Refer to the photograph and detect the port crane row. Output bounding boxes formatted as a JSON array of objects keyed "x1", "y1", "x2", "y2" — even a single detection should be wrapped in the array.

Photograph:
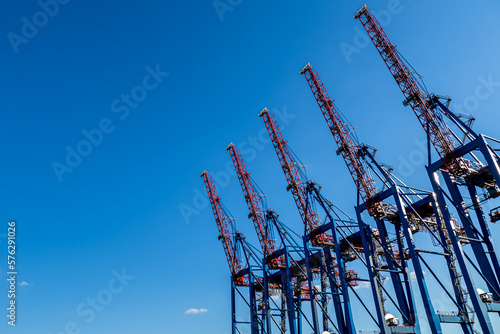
[{"x1": 201, "y1": 4, "x2": 500, "y2": 334}]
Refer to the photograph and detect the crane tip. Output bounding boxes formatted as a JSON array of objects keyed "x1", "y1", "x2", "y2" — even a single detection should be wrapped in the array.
[
  {"x1": 300, "y1": 63, "x2": 311, "y2": 75},
  {"x1": 354, "y1": 4, "x2": 369, "y2": 19},
  {"x1": 200, "y1": 170, "x2": 208, "y2": 177},
  {"x1": 226, "y1": 143, "x2": 234, "y2": 151},
  {"x1": 258, "y1": 107, "x2": 268, "y2": 117}
]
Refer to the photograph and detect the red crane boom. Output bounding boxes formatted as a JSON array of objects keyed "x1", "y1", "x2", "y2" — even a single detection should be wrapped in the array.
[
  {"x1": 354, "y1": 4, "x2": 470, "y2": 176},
  {"x1": 226, "y1": 143, "x2": 281, "y2": 268},
  {"x1": 201, "y1": 170, "x2": 246, "y2": 286},
  {"x1": 259, "y1": 108, "x2": 329, "y2": 245},
  {"x1": 301, "y1": 63, "x2": 386, "y2": 217}
]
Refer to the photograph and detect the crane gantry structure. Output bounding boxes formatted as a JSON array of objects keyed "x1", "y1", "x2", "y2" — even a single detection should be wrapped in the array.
[
  {"x1": 260, "y1": 107, "x2": 360, "y2": 334},
  {"x1": 300, "y1": 63, "x2": 386, "y2": 218},
  {"x1": 201, "y1": 171, "x2": 245, "y2": 286},
  {"x1": 227, "y1": 143, "x2": 318, "y2": 334},
  {"x1": 200, "y1": 4, "x2": 500, "y2": 334},
  {"x1": 301, "y1": 63, "x2": 498, "y2": 333},
  {"x1": 353, "y1": 5, "x2": 471, "y2": 178},
  {"x1": 227, "y1": 143, "x2": 281, "y2": 268},
  {"x1": 258, "y1": 109, "x2": 325, "y2": 245},
  {"x1": 202, "y1": 170, "x2": 268, "y2": 334},
  {"x1": 354, "y1": 4, "x2": 500, "y2": 333}
]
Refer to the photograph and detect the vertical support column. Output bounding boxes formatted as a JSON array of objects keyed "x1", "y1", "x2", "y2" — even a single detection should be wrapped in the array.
[
  {"x1": 394, "y1": 223, "x2": 416, "y2": 327},
  {"x1": 320, "y1": 265, "x2": 328, "y2": 331},
  {"x1": 393, "y1": 189, "x2": 441, "y2": 334},
  {"x1": 249, "y1": 270, "x2": 259, "y2": 334},
  {"x1": 303, "y1": 238, "x2": 319, "y2": 333},
  {"x1": 430, "y1": 198, "x2": 474, "y2": 334},
  {"x1": 263, "y1": 262, "x2": 271, "y2": 334},
  {"x1": 466, "y1": 184, "x2": 500, "y2": 298},
  {"x1": 231, "y1": 278, "x2": 237, "y2": 334},
  {"x1": 323, "y1": 248, "x2": 345, "y2": 332},
  {"x1": 327, "y1": 221, "x2": 356, "y2": 334},
  {"x1": 280, "y1": 293, "x2": 286, "y2": 332},
  {"x1": 479, "y1": 135, "x2": 500, "y2": 188},
  {"x1": 374, "y1": 216, "x2": 413, "y2": 325},
  {"x1": 284, "y1": 248, "x2": 297, "y2": 334},
  {"x1": 428, "y1": 168, "x2": 494, "y2": 333},
  {"x1": 297, "y1": 298, "x2": 302, "y2": 334},
  {"x1": 306, "y1": 184, "x2": 357, "y2": 333},
  {"x1": 442, "y1": 172, "x2": 500, "y2": 298},
  {"x1": 356, "y1": 208, "x2": 390, "y2": 334}
]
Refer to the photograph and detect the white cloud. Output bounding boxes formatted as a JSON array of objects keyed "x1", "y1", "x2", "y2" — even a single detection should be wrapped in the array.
[
  {"x1": 20, "y1": 281, "x2": 30, "y2": 286},
  {"x1": 185, "y1": 308, "x2": 208, "y2": 315},
  {"x1": 354, "y1": 281, "x2": 371, "y2": 290},
  {"x1": 409, "y1": 270, "x2": 426, "y2": 281}
]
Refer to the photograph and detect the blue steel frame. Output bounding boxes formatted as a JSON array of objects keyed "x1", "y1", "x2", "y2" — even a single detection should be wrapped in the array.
[
  {"x1": 299, "y1": 55, "x2": 492, "y2": 332},
  {"x1": 261, "y1": 110, "x2": 387, "y2": 333},
  {"x1": 261, "y1": 210, "x2": 319, "y2": 334},
  {"x1": 227, "y1": 144, "x2": 321, "y2": 334},
  {"x1": 284, "y1": 165, "x2": 397, "y2": 333},
  {"x1": 353, "y1": 9, "x2": 500, "y2": 328},
  {"x1": 421, "y1": 95, "x2": 500, "y2": 333},
  {"x1": 230, "y1": 208, "x2": 323, "y2": 334},
  {"x1": 299, "y1": 68, "x2": 479, "y2": 333},
  {"x1": 303, "y1": 182, "x2": 360, "y2": 334},
  {"x1": 231, "y1": 232, "x2": 266, "y2": 334},
  {"x1": 360, "y1": 146, "x2": 479, "y2": 334},
  {"x1": 354, "y1": 181, "x2": 441, "y2": 333}
]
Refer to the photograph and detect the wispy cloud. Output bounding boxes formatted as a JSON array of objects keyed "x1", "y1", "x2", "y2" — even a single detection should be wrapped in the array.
[
  {"x1": 185, "y1": 308, "x2": 208, "y2": 315},
  {"x1": 20, "y1": 281, "x2": 30, "y2": 286},
  {"x1": 410, "y1": 270, "x2": 426, "y2": 281},
  {"x1": 354, "y1": 281, "x2": 371, "y2": 290}
]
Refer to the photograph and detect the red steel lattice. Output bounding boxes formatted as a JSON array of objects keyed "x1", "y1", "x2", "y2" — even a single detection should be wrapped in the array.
[
  {"x1": 301, "y1": 63, "x2": 386, "y2": 217},
  {"x1": 227, "y1": 143, "x2": 283, "y2": 268},
  {"x1": 259, "y1": 108, "x2": 331, "y2": 245},
  {"x1": 355, "y1": 5, "x2": 470, "y2": 176},
  {"x1": 201, "y1": 171, "x2": 247, "y2": 286}
]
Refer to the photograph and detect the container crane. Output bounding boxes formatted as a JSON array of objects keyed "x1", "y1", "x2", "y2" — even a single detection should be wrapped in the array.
[
  {"x1": 300, "y1": 63, "x2": 492, "y2": 333},
  {"x1": 259, "y1": 108, "x2": 366, "y2": 334},
  {"x1": 355, "y1": 4, "x2": 500, "y2": 327},
  {"x1": 353, "y1": 5, "x2": 469, "y2": 177},
  {"x1": 259, "y1": 109, "x2": 324, "y2": 244},
  {"x1": 201, "y1": 171, "x2": 265, "y2": 334},
  {"x1": 201, "y1": 170, "x2": 245, "y2": 286},
  {"x1": 354, "y1": 4, "x2": 500, "y2": 196},
  {"x1": 227, "y1": 143, "x2": 282, "y2": 269},
  {"x1": 227, "y1": 143, "x2": 310, "y2": 333},
  {"x1": 301, "y1": 63, "x2": 386, "y2": 218}
]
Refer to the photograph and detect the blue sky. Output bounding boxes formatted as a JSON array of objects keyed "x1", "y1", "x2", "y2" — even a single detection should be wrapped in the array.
[{"x1": 2, "y1": 0, "x2": 500, "y2": 333}]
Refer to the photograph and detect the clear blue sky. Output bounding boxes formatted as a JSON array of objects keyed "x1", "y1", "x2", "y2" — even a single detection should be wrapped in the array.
[{"x1": 2, "y1": 0, "x2": 500, "y2": 333}]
